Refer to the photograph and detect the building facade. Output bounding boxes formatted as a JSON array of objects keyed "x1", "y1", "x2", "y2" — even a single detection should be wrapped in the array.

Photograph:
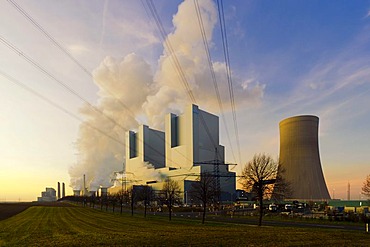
[
  {"x1": 37, "y1": 187, "x2": 57, "y2": 202},
  {"x1": 126, "y1": 105, "x2": 236, "y2": 203}
]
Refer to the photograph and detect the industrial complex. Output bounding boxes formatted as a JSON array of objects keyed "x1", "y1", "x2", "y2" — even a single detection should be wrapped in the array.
[
  {"x1": 66, "y1": 107, "x2": 359, "y2": 207},
  {"x1": 58, "y1": 106, "x2": 370, "y2": 222}
]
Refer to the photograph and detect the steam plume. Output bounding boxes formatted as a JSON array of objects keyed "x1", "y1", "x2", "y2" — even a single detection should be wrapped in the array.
[{"x1": 69, "y1": 0, "x2": 264, "y2": 190}]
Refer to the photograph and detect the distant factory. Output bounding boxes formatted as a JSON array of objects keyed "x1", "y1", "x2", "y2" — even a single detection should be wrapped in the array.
[
  {"x1": 37, "y1": 187, "x2": 57, "y2": 202},
  {"x1": 37, "y1": 182, "x2": 66, "y2": 202}
]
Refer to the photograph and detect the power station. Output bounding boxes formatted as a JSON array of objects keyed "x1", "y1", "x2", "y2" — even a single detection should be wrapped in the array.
[
  {"x1": 278, "y1": 115, "x2": 331, "y2": 200},
  {"x1": 125, "y1": 104, "x2": 236, "y2": 202}
]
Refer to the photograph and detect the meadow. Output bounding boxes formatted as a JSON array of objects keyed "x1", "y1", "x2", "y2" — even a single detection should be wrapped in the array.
[{"x1": 0, "y1": 203, "x2": 369, "y2": 246}]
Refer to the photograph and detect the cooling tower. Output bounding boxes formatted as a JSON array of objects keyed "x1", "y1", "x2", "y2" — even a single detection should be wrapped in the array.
[{"x1": 279, "y1": 115, "x2": 331, "y2": 200}]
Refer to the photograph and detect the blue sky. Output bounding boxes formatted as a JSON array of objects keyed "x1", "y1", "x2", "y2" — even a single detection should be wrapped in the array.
[{"x1": 1, "y1": 0, "x2": 370, "y2": 201}]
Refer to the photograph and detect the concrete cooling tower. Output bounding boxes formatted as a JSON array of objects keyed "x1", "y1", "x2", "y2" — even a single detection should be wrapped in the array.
[{"x1": 279, "y1": 115, "x2": 331, "y2": 200}]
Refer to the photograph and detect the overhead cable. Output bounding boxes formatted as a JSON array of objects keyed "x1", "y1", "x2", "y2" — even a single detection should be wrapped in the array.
[
  {"x1": 216, "y1": 0, "x2": 242, "y2": 165},
  {"x1": 193, "y1": 0, "x2": 237, "y2": 163}
]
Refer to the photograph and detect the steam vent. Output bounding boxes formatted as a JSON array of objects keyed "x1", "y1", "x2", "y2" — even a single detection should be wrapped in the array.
[{"x1": 278, "y1": 115, "x2": 331, "y2": 200}]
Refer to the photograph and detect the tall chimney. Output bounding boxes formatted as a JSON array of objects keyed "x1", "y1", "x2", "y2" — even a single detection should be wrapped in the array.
[
  {"x1": 62, "y1": 182, "x2": 65, "y2": 198},
  {"x1": 347, "y1": 182, "x2": 351, "y2": 200},
  {"x1": 83, "y1": 174, "x2": 86, "y2": 196},
  {"x1": 57, "y1": 182, "x2": 61, "y2": 199}
]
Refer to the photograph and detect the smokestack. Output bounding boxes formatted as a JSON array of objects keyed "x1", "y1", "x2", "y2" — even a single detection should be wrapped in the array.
[
  {"x1": 101, "y1": 187, "x2": 108, "y2": 198},
  {"x1": 278, "y1": 115, "x2": 331, "y2": 200},
  {"x1": 57, "y1": 182, "x2": 61, "y2": 199},
  {"x1": 83, "y1": 174, "x2": 86, "y2": 196},
  {"x1": 62, "y1": 183, "x2": 65, "y2": 198},
  {"x1": 347, "y1": 182, "x2": 351, "y2": 200}
]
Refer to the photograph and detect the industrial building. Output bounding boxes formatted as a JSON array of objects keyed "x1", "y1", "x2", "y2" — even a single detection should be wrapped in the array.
[
  {"x1": 126, "y1": 104, "x2": 236, "y2": 203},
  {"x1": 278, "y1": 115, "x2": 331, "y2": 200},
  {"x1": 37, "y1": 187, "x2": 57, "y2": 202}
]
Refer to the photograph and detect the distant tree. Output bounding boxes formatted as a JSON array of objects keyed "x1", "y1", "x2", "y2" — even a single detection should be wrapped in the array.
[
  {"x1": 190, "y1": 172, "x2": 217, "y2": 224},
  {"x1": 240, "y1": 153, "x2": 290, "y2": 226},
  {"x1": 110, "y1": 194, "x2": 115, "y2": 213},
  {"x1": 137, "y1": 185, "x2": 154, "y2": 217},
  {"x1": 271, "y1": 168, "x2": 291, "y2": 201},
  {"x1": 362, "y1": 174, "x2": 370, "y2": 198},
  {"x1": 127, "y1": 187, "x2": 136, "y2": 216},
  {"x1": 116, "y1": 189, "x2": 125, "y2": 215},
  {"x1": 161, "y1": 178, "x2": 181, "y2": 221}
]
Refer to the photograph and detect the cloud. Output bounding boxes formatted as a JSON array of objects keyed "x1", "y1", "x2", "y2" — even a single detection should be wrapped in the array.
[
  {"x1": 365, "y1": 9, "x2": 370, "y2": 18},
  {"x1": 99, "y1": 0, "x2": 109, "y2": 47},
  {"x1": 67, "y1": 44, "x2": 89, "y2": 55}
]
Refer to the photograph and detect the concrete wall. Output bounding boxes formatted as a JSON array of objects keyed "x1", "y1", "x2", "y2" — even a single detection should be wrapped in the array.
[
  {"x1": 165, "y1": 105, "x2": 236, "y2": 202},
  {"x1": 126, "y1": 125, "x2": 165, "y2": 173}
]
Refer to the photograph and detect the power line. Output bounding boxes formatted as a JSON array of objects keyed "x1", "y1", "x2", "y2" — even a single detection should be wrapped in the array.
[
  {"x1": 217, "y1": 0, "x2": 242, "y2": 165},
  {"x1": 8, "y1": 0, "x2": 195, "y2": 168},
  {"x1": 193, "y1": 0, "x2": 237, "y2": 163},
  {"x1": 0, "y1": 70, "x2": 174, "y2": 169},
  {"x1": 0, "y1": 36, "x2": 174, "y2": 168},
  {"x1": 0, "y1": 35, "x2": 127, "y2": 133},
  {"x1": 6, "y1": 0, "x2": 232, "y2": 174},
  {"x1": 145, "y1": 0, "x2": 196, "y2": 103},
  {"x1": 144, "y1": 0, "x2": 222, "y2": 160},
  {"x1": 7, "y1": 0, "x2": 137, "y2": 118},
  {"x1": 10, "y1": 0, "x2": 225, "y2": 168},
  {"x1": 0, "y1": 70, "x2": 125, "y2": 147}
]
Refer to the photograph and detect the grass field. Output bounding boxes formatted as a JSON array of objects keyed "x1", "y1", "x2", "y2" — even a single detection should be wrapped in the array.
[{"x1": 0, "y1": 204, "x2": 369, "y2": 246}]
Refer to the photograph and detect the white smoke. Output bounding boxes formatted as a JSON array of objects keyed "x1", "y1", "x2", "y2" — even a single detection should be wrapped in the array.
[{"x1": 69, "y1": 0, "x2": 264, "y2": 190}]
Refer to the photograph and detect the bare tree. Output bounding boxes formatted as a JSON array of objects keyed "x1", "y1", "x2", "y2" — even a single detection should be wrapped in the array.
[
  {"x1": 128, "y1": 187, "x2": 136, "y2": 216},
  {"x1": 110, "y1": 193, "x2": 117, "y2": 213},
  {"x1": 116, "y1": 189, "x2": 126, "y2": 215},
  {"x1": 362, "y1": 174, "x2": 370, "y2": 198},
  {"x1": 190, "y1": 172, "x2": 217, "y2": 224},
  {"x1": 271, "y1": 167, "x2": 291, "y2": 201},
  {"x1": 137, "y1": 185, "x2": 154, "y2": 218},
  {"x1": 240, "y1": 153, "x2": 289, "y2": 226},
  {"x1": 161, "y1": 178, "x2": 181, "y2": 221}
]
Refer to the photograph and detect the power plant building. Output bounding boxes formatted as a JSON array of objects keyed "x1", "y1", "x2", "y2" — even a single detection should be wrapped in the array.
[
  {"x1": 37, "y1": 187, "x2": 57, "y2": 202},
  {"x1": 125, "y1": 105, "x2": 236, "y2": 202},
  {"x1": 278, "y1": 115, "x2": 331, "y2": 200}
]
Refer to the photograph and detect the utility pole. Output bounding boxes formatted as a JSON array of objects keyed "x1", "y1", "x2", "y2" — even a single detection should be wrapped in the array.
[{"x1": 193, "y1": 148, "x2": 236, "y2": 203}]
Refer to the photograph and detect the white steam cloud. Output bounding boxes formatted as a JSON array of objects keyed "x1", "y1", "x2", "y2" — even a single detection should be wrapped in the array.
[{"x1": 69, "y1": 0, "x2": 264, "y2": 190}]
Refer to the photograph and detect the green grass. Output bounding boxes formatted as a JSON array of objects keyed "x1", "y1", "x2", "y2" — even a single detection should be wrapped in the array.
[{"x1": 0, "y1": 206, "x2": 370, "y2": 246}]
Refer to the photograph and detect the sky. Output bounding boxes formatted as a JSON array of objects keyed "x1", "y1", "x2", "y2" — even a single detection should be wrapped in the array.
[{"x1": 1, "y1": 0, "x2": 370, "y2": 201}]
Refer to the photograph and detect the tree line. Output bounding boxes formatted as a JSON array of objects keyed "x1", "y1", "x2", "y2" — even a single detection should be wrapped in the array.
[{"x1": 64, "y1": 153, "x2": 370, "y2": 227}]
